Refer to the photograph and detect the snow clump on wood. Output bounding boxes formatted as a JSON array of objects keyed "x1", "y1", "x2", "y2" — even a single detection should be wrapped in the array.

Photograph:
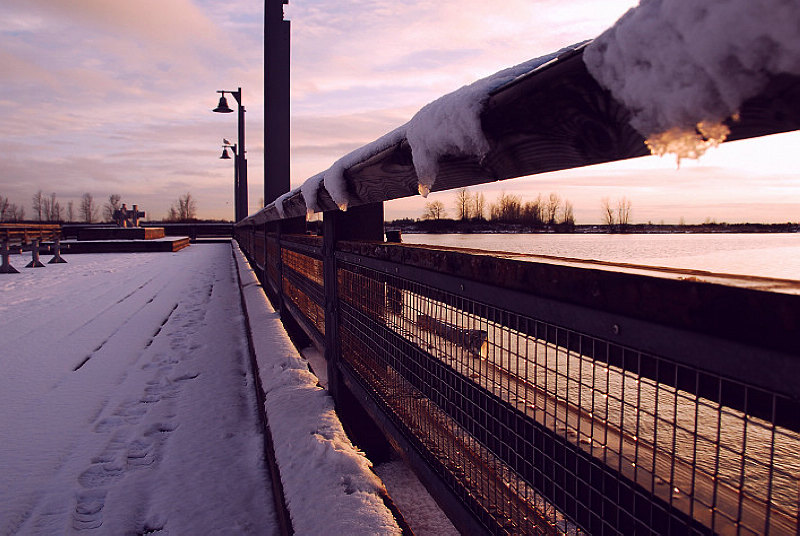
[
  {"x1": 584, "y1": 0, "x2": 800, "y2": 162},
  {"x1": 297, "y1": 45, "x2": 580, "y2": 213}
]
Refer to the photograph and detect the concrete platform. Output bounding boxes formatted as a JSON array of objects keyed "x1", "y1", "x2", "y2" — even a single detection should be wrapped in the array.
[
  {"x1": 76, "y1": 227, "x2": 165, "y2": 241},
  {"x1": 61, "y1": 236, "x2": 190, "y2": 253}
]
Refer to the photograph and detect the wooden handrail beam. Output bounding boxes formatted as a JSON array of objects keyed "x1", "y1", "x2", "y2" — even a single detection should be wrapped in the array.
[{"x1": 239, "y1": 48, "x2": 800, "y2": 227}]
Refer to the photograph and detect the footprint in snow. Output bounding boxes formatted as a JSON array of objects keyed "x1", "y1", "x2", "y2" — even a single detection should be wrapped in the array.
[{"x1": 73, "y1": 489, "x2": 107, "y2": 531}]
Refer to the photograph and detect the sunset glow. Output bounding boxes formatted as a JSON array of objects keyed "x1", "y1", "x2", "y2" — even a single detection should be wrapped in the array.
[{"x1": 0, "y1": 0, "x2": 797, "y2": 224}]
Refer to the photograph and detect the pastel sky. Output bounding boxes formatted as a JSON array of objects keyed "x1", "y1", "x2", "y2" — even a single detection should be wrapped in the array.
[{"x1": 1, "y1": 1, "x2": 797, "y2": 224}]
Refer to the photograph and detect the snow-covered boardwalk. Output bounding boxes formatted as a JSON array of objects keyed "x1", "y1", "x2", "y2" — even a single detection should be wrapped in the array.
[{"x1": 1, "y1": 244, "x2": 278, "y2": 534}]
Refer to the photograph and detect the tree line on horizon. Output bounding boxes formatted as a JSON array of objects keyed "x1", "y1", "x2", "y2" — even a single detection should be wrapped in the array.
[
  {"x1": 601, "y1": 196, "x2": 632, "y2": 231},
  {"x1": 422, "y1": 188, "x2": 576, "y2": 228},
  {"x1": 415, "y1": 189, "x2": 642, "y2": 231},
  {"x1": 0, "y1": 191, "x2": 198, "y2": 223}
]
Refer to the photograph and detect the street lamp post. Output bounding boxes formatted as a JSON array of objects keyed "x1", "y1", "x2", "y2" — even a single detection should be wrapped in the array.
[
  {"x1": 219, "y1": 140, "x2": 239, "y2": 222},
  {"x1": 213, "y1": 87, "x2": 247, "y2": 222}
]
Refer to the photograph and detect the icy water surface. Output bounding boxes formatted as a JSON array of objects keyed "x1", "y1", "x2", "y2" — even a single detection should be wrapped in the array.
[{"x1": 402, "y1": 233, "x2": 800, "y2": 280}]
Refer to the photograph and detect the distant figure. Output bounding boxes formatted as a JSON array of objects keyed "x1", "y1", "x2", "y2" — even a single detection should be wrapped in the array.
[{"x1": 113, "y1": 203, "x2": 131, "y2": 227}]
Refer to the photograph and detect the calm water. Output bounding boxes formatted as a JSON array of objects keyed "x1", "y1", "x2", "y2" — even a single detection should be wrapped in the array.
[
  {"x1": 396, "y1": 233, "x2": 800, "y2": 528},
  {"x1": 401, "y1": 233, "x2": 800, "y2": 281}
]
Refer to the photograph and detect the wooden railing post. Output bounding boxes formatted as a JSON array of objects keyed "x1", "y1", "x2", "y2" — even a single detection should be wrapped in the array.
[
  {"x1": 262, "y1": 220, "x2": 269, "y2": 284},
  {"x1": 25, "y1": 239, "x2": 45, "y2": 268},
  {"x1": 322, "y1": 203, "x2": 384, "y2": 403},
  {"x1": 48, "y1": 238, "x2": 67, "y2": 264},
  {"x1": 1, "y1": 239, "x2": 19, "y2": 274}
]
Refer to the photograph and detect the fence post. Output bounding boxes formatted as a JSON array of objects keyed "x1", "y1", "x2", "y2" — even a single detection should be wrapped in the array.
[
  {"x1": 48, "y1": 238, "x2": 67, "y2": 264},
  {"x1": 262, "y1": 220, "x2": 269, "y2": 284},
  {"x1": 25, "y1": 239, "x2": 45, "y2": 268},
  {"x1": 1, "y1": 239, "x2": 19, "y2": 274},
  {"x1": 322, "y1": 202, "x2": 384, "y2": 413}
]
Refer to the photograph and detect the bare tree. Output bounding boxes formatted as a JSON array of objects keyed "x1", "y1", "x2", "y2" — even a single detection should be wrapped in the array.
[
  {"x1": 472, "y1": 192, "x2": 486, "y2": 221},
  {"x1": 52, "y1": 199, "x2": 63, "y2": 221},
  {"x1": 521, "y1": 195, "x2": 544, "y2": 226},
  {"x1": 42, "y1": 193, "x2": 52, "y2": 221},
  {"x1": 560, "y1": 200, "x2": 575, "y2": 227},
  {"x1": 1, "y1": 196, "x2": 25, "y2": 222},
  {"x1": 167, "y1": 192, "x2": 197, "y2": 222},
  {"x1": 490, "y1": 192, "x2": 522, "y2": 221},
  {"x1": 103, "y1": 194, "x2": 122, "y2": 222},
  {"x1": 422, "y1": 200, "x2": 446, "y2": 220},
  {"x1": 180, "y1": 192, "x2": 197, "y2": 220},
  {"x1": 67, "y1": 201, "x2": 75, "y2": 222},
  {"x1": 10, "y1": 204, "x2": 25, "y2": 221},
  {"x1": 545, "y1": 192, "x2": 561, "y2": 225},
  {"x1": 489, "y1": 200, "x2": 500, "y2": 220},
  {"x1": 617, "y1": 197, "x2": 632, "y2": 230},
  {"x1": 454, "y1": 188, "x2": 471, "y2": 220},
  {"x1": 4, "y1": 203, "x2": 24, "y2": 221},
  {"x1": 80, "y1": 193, "x2": 98, "y2": 223},
  {"x1": 42, "y1": 192, "x2": 63, "y2": 221},
  {"x1": 0, "y1": 195, "x2": 9, "y2": 222},
  {"x1": 601, "y1": 197, "x2": 615, "y2": 230},
  {"x1": 32, "y1": 190, "x2": 44, "y2": 221}
]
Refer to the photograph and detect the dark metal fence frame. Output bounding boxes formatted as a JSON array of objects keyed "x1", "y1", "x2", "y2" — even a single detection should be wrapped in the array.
[
  {"x1": 235, "y1": 216, "x2": 800, "y2": 535},
  {"x1": 233, "y1": 47, "x2": 800, "y2": 535}
]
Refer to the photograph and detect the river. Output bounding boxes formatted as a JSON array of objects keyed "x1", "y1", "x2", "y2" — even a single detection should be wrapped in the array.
[
  {"x1": 401, "y1": 233, "x2": 800, "y2": 281},
  {"x1": 393, "y1": 232, "x2": 798, "y2": 531}
]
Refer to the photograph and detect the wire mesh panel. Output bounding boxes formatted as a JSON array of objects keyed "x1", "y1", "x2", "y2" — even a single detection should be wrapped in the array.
[
  {"x1": 282, "y1": 276, "x2": 325, "y2": 336},
  {"x1": 282, "y1": 248, "x2": 324, "y2": 287},
  {"x1": 253, "y1": 229, "x2": 266, "y2": 270},
  {"x1": 266, "y1": 235, "x2": 280, "y2": 295},
  {"x1": 336, "y1": 260, "x2": 800, "y2": 535},
  {"x1": 280, "y1": 247, "x2": 325, "y2": 336}
]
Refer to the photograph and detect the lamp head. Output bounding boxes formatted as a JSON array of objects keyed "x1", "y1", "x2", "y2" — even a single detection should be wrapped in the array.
[
  {"x1": 213, "y1": 94, "x2": 234, "y2": 113},
  {"x1": 220, "y1": 147, "x2": 232, "y2": 159}
]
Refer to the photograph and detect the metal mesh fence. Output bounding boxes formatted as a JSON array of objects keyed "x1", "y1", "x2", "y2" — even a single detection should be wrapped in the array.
[
  {"x1": 337, "y1": 261, "x2": 800, "y2": 535},
  {"x1": 266, "y1": 235, "x2": 280, "y2": 294},
  {"x1": 253, "y1": 230, "x2": 265, "y2": 269},
  {"x1": 282, "y1": 248, "x2": 324, "y2": 287},
  {"x1": 280, "y1": 247, "x2": 325, "y2": 336}
]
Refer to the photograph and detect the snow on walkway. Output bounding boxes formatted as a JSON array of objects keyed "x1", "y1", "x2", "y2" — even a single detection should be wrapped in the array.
[
  {"x1": 0, "y1": 244, "x2": 277, "y2": 535},
  {"x1": 233, "y1": 244, "x2": 401, "y2": 535}
]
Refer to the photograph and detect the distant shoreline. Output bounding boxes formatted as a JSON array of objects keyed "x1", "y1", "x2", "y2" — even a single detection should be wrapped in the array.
[{"x1": 385, "y1": 220, "x2": 800, "y2": 235}]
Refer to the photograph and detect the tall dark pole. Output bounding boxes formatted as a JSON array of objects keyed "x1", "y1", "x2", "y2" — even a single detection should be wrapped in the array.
[
  {"x1": 236, "y1": 88, "x2": 248, "y2": 220},
  {"x1": 265, "y1": 0, "x2": 290, "y2": 205},
  {"x1": 232, "y1": 144, "x2": 240, "y2": 222}
]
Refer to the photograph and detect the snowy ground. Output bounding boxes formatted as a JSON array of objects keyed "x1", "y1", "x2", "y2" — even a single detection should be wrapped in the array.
[
  {"x1": 0, "y1": 245, "x2": 277, "y2": 535},
  {"x1": 1, "y1": 243, "x2": 460, "y2": 535}
]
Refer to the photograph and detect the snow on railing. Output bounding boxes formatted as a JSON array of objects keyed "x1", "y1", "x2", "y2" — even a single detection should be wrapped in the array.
[
  {"x1": 584, "y1": 0, "x2": 800, "y2": 162},
  {"x1": 238, "y1": 0, "x2": 800, "y2": 227}
]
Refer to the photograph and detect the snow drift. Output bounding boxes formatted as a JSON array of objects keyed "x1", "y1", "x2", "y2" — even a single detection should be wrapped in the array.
[{"x1": 233, "y1": 243, "x2": 401, "y2": 535}]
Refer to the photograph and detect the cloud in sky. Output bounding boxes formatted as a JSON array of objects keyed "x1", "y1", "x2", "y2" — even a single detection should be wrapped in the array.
[{"x1": 0, "y1": 0, "x2": 797, "y2": 223}]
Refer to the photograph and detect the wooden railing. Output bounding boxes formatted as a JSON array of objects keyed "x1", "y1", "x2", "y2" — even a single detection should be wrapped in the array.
[
  {"x1": 234, "y1": 46, "x2": 800, "y2": 534},
  {"x1": 238, "y1": 49, "x2": 800, "y2": 227},
  {"x1": 0, "y1": 223, "x2": 61, "y2": 248}
]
